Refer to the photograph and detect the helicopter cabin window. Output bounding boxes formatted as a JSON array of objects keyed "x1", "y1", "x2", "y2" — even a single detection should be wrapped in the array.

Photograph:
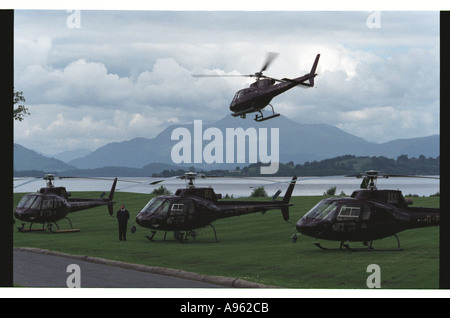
[
  {"x1": 54, "y1": 197, "x2": 64, "y2": 208},
  {"x1": 172, "y1": 204, "x2": 183, "y2": 212},
  {"x1": 336, "y1": 205, "x2": 361, "y2": 221},
  {"x1": 360, "y1": 205, "x2": 371, "y2": 221},
  {"x1": 161, "y1": 200, "x2": 171, "y2": 214},
  {"x1": 30, "y1": 196, "x2": 42, "y2": 209},
  {"x1": 42, "y1": 197, "x2": 54, "y2": 210}
]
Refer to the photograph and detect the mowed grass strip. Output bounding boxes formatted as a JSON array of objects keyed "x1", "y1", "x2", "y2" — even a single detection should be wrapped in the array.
[{"x1": 13, "y1": 192, "x2": 439, "y2": 289}]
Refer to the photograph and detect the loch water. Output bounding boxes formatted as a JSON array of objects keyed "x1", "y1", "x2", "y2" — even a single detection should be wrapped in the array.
[{"x1": 14, "y1": 175, "x2": 440, "y2": 198}]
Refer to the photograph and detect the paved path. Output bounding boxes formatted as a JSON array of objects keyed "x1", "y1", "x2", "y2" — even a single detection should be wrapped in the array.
[{"x1": 14, "y1": 249, "x2": 223, "y2": 288}]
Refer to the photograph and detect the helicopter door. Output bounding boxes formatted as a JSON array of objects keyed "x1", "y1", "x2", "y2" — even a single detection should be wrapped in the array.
[
  {"x1": 167, "y1": 201, "x2": 195, "y2": 225},
  {"x1": 334, "y1": 204, "x2": 371, "y2": 232},
  {"x1": 334, "y1": 204, "x2": 361, "y2": 232},
  {"x1": 41, "y1": 196, "x2": 54, "y2": 218},
  {"x1": 336, "y1": 205, "x2": 361, "y2": 221},
  {"x1": 168, "y1": 203, "x2": 185, "y2": 224}
]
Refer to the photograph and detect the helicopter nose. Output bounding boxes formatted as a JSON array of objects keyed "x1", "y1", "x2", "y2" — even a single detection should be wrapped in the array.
[
  {"x1": 136, "y1": 214, "x2": 148, "y2": 226},
  {"x1": 136, "y1": 214, "x2": 161, "y2": 229},
  {"x1": 296, "y1": 217, "x2": 318, "y2": 237},
  {"x1": 13, "y1": 208, "x2": 32, "y2": 221}
]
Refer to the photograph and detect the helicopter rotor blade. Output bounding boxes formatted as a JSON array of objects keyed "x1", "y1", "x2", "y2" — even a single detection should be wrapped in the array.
[
  {"x1": 192, "y1": 52, "x2": 280, "y2": 80},
  {"x1": 260, "y1": 52, "x2": 279, "y2": 73},
  {"x1": 192, "y1": 74, "x2": 254, "y2": 78},
  {"x1": 149, "y1": 180, "x2": 165, "y2": 185},
  {"x1": 13, "y1": 178, "x2": 41, "y2": 189},
  {"x1": 258, "y1": 74, "x2": 285, "y2": 83},
  {"x1": 383, "y1": 174, "x2": 440, "y2": 179},
  {"x1": 346, "y1": 173, "x2": 439, "y2": 180},
  {"x1": 58, "y1": 176, "x2": 147, "y2": 184}
]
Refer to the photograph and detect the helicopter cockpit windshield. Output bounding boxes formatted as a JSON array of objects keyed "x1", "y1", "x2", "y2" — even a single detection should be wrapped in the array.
[
  {"x1": 231, "y1": 90, "x2": 245, "y2": 103},
  {"x1": 140, "y1": 197, "x2": 171, "y2": 216},
  {"x1": 17, "y1": 194, "x2": 42, "y2": 209},
  {"x1": 303, "y1": 200, "x2": 338, "y2": 221}
]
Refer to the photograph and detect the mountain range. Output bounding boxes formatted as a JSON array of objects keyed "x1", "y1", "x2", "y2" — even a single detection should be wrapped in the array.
[{"x1": 14, "y1": 115, "x2": 439, "y2": 173}]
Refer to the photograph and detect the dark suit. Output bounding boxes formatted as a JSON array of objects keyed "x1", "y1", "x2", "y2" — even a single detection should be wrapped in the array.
[{"x1": 116, "y1": 208, "x2": 130, "y2": 241}]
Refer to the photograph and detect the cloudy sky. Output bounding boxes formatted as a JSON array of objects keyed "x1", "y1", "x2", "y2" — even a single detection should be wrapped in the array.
[{"x1": 13, "y1": 9, "x2": 440, "y2": 155}]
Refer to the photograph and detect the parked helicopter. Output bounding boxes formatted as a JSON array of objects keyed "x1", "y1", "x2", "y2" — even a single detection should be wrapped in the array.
[
  {"x1": 132, "y1": 172, "x2": 298, "y2": 242},
  {"x1": 193, "y1": 53, "x2": 320, "y2": 122},
  {"x1": 13, "y1": 174, "x2": 117, "y2": 233},
  {"x1": 295, "y1": 170, "x2": 439, "y2": 251}
]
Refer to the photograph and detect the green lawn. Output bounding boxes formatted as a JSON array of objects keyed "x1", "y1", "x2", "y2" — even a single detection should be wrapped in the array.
[{"x1": 13, "y1": 192, "x2": 440, "y2": 289}]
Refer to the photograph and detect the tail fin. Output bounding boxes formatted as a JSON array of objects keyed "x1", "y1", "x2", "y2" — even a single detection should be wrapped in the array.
[
  {"x1": 107, "y1": 178, "x2": 118, "y2": 216},
  {"x1": 283, "y1": 176, "x2": 297, "y2": 204},
  {"x1": 281, "y1": 176, "x2": 297, "y2": 221},
  {"x1": 308, "y1": 54, "x2": 320, "y2": 86}
]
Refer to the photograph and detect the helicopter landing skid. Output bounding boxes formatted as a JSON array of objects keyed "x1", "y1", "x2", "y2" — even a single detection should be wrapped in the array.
[
  {"x1": 47, "y1": 217, "x2": 80, "y2": 233},
  {"x1": 47, "y1": 224, "x2": 80, "y2": 233},
  {"x1": 254, "y1": 104, "x2": 280, "y2": 122},
  {"x1": 17, "y1": 223, "x2": 46, "y2": 232},
  {"x1": 313, "y1": 235, "x2": 404, "y2": 252},
  {"x1": 145, "y1": 224, "x2": 220, "y2": 243},
  {"x1": 313, "y1": 242, "x2": 374, "y2": 252}
]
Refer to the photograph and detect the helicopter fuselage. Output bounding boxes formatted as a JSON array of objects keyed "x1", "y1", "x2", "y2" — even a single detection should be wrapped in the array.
[
  {"x1": 135, "y1": 190, "x2": 292, "y2": 232},
  {"x1": 14, "y1": 178, "x2": 117, "y2": 228},
  {"x1": 136, "y1": 176, "x2": 297, "y2": 233},
  {"x1": 14, "y1": 192, "x2": 71, "y2": 224},
  {"x1": 14, "y1": 191, "x2": 116, "y2": 224},
  {"x1": 229, "y1": 75, "x2": 314, "y2": 116},
  {"x1": 296, "y1": 189, "x2": 439, "y2": 243}
]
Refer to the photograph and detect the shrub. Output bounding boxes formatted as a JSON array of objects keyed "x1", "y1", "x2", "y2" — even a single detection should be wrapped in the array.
[{"x1": 250, "y1": 186, "x2": 268, "y2": 197}]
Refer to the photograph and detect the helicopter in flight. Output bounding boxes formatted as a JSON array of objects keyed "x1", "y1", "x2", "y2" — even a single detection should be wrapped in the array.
[
  {"x1": 295, "y1": 170, "x2": 439, "y2": 251},
  {"x1": 14, "y1": 174, "x2": 117, "y2": 233},
  {"x1": 132, "y1": 172, "x2": 298, "y2": 242},
  {"x1": 193, "y1": 52, "x2": 320, "y2": 122}
]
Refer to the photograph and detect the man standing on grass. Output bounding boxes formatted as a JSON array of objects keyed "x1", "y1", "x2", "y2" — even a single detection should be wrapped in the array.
[{"x1": 116, "y1": 204, "x2": 130, "y2": 241}]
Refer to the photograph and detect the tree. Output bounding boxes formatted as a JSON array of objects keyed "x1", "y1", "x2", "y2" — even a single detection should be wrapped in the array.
[
  {"x1": 323, "y1": 186, "x2": 337, "y2": 196},
  {"x1": 14, "y1": 91, "x2": 29, "y2": 121},
  {"x1": 250, "y1": 186, "x2": 268, "y2": 197},
  {"x1": 151, "y1": 185, "x2": 172, "y2": 195}
]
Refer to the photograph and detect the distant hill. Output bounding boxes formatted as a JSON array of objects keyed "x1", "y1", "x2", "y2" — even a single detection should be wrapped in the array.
[
  {"x1": 60, "y1": 163, "x2": 186, "y2": 177},
  {"x1": 47, "y1": 148, "x2": 92, "y2": 163},
  {"x1": 236, "y1": 154, "x2": 440, "y2": 177},
  {"x1": 66, "y1": 115, "x2": 439, "y2": 170},
  {"x1": 14, "y1": 115, "x2": 439, "y2": 174},
  {"x1": 13, "y1": 143, "x2": 77, "y2": 172}
]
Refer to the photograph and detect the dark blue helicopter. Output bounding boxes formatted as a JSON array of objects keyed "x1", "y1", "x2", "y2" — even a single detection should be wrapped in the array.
[
  {"x1": 193, "y1": 53, "x2": 320, "y2": 122},
  {"x1": 295, "y1": 171, "x2": 439, "y2": 251}
]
